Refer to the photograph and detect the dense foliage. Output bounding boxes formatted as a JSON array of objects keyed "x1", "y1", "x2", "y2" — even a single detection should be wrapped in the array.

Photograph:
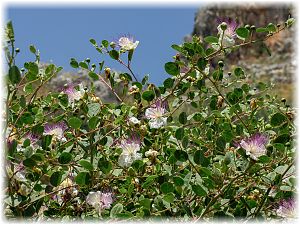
[{"x1": 3, "y1": 16, "x2": 296, "y2": 222}]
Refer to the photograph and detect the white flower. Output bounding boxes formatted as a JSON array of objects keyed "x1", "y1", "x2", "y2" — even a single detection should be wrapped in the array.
[
  {"x1": 213, "y1": 18, "x2": 238, "y2": 50},
  {"x1": 43, "y1": 122, "x2": 68, "y2": 141},
  {"x1": 145, "y1": 100, "x2": 167, "y2": 129},
  {"x1": 86, "y1": 190, "x2": 114, "y2": 211},
  {"x1": 63, "y1": 83, "x2": 85, "y2": 105},
  {"x1": 236, "y1": 133, "x2": 268, "y2": 161},
  {"x1": 276, "y1": 198, "x2": 296, "y2": 219},
  {"x1": 118, "y1": 36, "x2": 139, "y2": 51},
  {"x1": 118, "y1": 136, "x2": 142, "y2": 167},
  {"x1": 128, "y1": 116, "x2": 140, "y2": 125}
]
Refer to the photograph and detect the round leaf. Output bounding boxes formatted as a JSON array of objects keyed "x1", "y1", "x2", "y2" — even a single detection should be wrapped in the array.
[{"x1": 68, "y1": 117, "x2": 82, "y2": 129}]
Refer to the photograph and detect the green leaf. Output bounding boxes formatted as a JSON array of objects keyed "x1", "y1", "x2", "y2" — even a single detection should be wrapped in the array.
[
  {"x1": 197, "y1": 58, "x2": 208, "y2": 71},
  {"x1": 29, "y1": 45, "x2": 36, "y2": 54},
  {"x1": 68, "y1": 117, "x2": 82, "y2": 129},
  {"x1": 88, "y1": 116, "x2": 99, "y2": 129},
  {"x1": 79, "y1": 61, "x2": 88, "y2": 69},
  {"x1": 110, "y1": 203, "x2": 123, "y2": 218},
  {"x1": 102, "y1": 40, "x2": 109, "y2": 48},
  {"x1": 204, "y1": 36, "x2": 219, "y2": 43},
  {"x1": 140, "y1": 198, "x2": 151, "y2": 209},
  {"x1": 79, "y1": 160, "x2": 94, "y2": 171},
  {"x1": 234, "y1": 67, "x2": 244, "y2": 77},
  {"x1": 9, "y1": 66, "x2": 21, "y2": 84},
  {"x1": 270, "y1": 113, "x2": 287, "y2": 127},
  {"x1": 179, "y1": 112, "x2": 187, "y2": 124},
  {"x1": 24, "y1": 83, "x2": 33, "y2": 94},
  {"x1": 109, "y1": 50, "x2": 119, "y2": 60},
  {"x1": 286, "y1": 18, "x2": 295, "y2": 27},
  {"x1": 165, "y1": 62, "x2": 179, "y2": 76},
  {"x1": 163, "y1": 193, "x2": 175, "y2": 203},
  {"x1": 173, "y1": 176, "x2": 184, "y2": 186},
  {"x1": 23, "y1": 157, "x2": 36, "y2": 168},
  {"x1": 175, "y1": 127, "x2": 184, "y2": 140},
  {"x1": 174, "y1": 150, "x2": 188, "y2": 162},
  {"x1": 58, "y1": 152, "x2": 73, "y2": 164},
  {"x1": 50, "y1": 171, "x2": 62, "y2": 187},
  {"x1": 142, "y1": 90, "x2": 155, "y2": 101},
  {"x1": 88, "y1": 71, "x2": 99, "y2": 80},
  {"x1": 75, "y1": 172, "x2": 90, "y2": 186},
  {"x1": 70, "y1": 58, "x2": 79, "y2": 68},
  {"x1": 258, "y1": 155, "x2": 271, "y2": 164},
  {"x1": 275, "y1": 165, "x2": 288, "y2": 175},
  {"x1": 182, "y1": 135, "x2": 189, "y2": 148},
  {"x1": 171, "y1": 44, "x2": 182, "y2": 52},
  {"x1": 267, "y1": 23, "x2": 276, "y2": 32},
  {"x1": 89, "y1": 38, "x2": 96, "y2": 45},
  {"x1": 216, "y1": 136, "x2": 226, "y2": 151},
  {"x1": 160, "y1": 182, "x2": 174, "y2": 194},
  {"x1": 24, "y1": 205, "x2": 36, "y2": 217},
  {"x1": 280, "y1": 186, "x2": 292, "y2": 191},
  {"x1": 274, "y1": 134, "x2": 290, "y2": 144},
  {"x1": 31, "y1": 153, "x2": 44, "y2": 161},
  {"x1": 163, "y1": 78, "x2": 174, "y2": 89},
  {"x1": 192, "y1": 184, "x2": 207, "y2": 196},
  {"x1": 98, "y1": 159, "x2": 112, "y2": 174},
  {"x1": 88, "y1": 103, "x2": 100, "y2": 117},
  {"x1": 256, "y1": 27, "x2": 269, "y2": 33},
  {"x1": 236, "y1": 27, "x2": 249, "y2": 39},
  {"x1": 142, "y1": 175, "x2": 158, "y2": 189},
  {"x1": 194, "y1": 150, "x2": 209, "y2": 167}
]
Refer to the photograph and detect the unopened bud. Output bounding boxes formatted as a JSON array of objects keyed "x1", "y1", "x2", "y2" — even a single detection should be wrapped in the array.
[
  {"x1": 218, "y1": 60, "x2": 224, "y2": 67},
  {"x1": 281, "y1": 98, "x2": 286, "y2": 103},
  {"x1": 245, "y1": 24, "x2": 251, "y2": 30},
  {"x1": 104, "y1": 67, "x2": 111, "y2": 79},
  {"x1": 85, "y1": 58, "x2": 90, "y2": 63},
  {"x1": 91, "y1": 63, "x2": 96, "y2": 68},
  {"x1": 220, "y1": 22, "x2": 227, "y2": 31},
  {"x1": 250, "y1": 98, "x2": 257, "y2": 110},
  {"x1": 15, "y1": 48, "x2": 20, "y2": 53},
  {"x1": 250, "y1": 25, "x2": 256, "y2": 30},
  {"x1": 110, "y1": 42, "x2": 116, "y2": 48}
]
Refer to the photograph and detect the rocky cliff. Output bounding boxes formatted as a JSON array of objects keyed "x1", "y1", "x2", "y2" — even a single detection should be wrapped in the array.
[{"x1": 188, "y1": 3, "x2": 296, "y2": 102}]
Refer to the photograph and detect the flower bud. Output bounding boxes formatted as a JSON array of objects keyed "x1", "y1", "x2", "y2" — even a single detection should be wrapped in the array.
[
  {"x1": 277, "y1": 23, "x2": 281, "y2": 28},
  {"x1": 85, "y1": 58, "x2": 90, "y2": 63},
  {"x1": 281, "y1": 98, "x2": 286, "y2": 103},
  {"x1": 220, "y1": 22, "x2": 227, "y2": 31},
  {"x1": 250, "y1": 98, "x2": 257, "y2": 110},
  {"x1": 227, "y1": 72, "x2": 232, "y2": 76},
  {"x1": 218, "y1": 60, "x2": 224, "y2": 67},
  {"x1": 245, "y1": 24, "x2": 250, "y2": 30},
  {"x1": 91, "y1": 63, "x2": 96, "y2": 68},
  {"x1": 105, "y1": 67, "x2": 111, "y2": 79},
  {"x1": 110, "y1": 42, "x2": 116, "y2": 48},
  {"x1": 250, "y1": 25, "x2": 256, "y2": 30},
  {"x1": 15, "y1": 48, "x2": 20, "y2": 53}
]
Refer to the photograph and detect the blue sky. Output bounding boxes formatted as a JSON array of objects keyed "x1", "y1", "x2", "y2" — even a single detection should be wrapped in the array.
[{"x1": 6, "y1": 7, "x2": 199, "y2": 85}]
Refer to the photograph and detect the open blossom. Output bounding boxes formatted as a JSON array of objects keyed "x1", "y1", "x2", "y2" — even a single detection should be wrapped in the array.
[
  {"x1": 235, "y1": 133, "x2": 268, "y2": 160},
  {"x1": 145, "y1": 100, "x2": 168, "y2": 129},
  {"x1": 86, "y1": 190, "x2": 114, "y2": 211},
  {"x1": 276, "y1": 198, "x2": 296, "y2": 219},
  {"x1": 118, "y1": 35, "x2": 139, "y2": 51},
  {"x1": 215, "y1": 18, "x2": 238, "y2": 49},
  {"x1": 62, "y1": 83, "x2": 85, "y2": 104},
  {"x1": 118, "y1": 135, "x2": 142, "y2": 167},
  {"x1": 43, "y1": 122, "x2": 68, "y2": 141}
]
